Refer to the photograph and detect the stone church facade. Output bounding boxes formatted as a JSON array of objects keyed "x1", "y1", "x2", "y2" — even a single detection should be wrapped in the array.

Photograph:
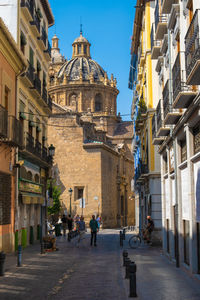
[{"x1": 48, "y1": 31, "x2": 134, "y2": 227}]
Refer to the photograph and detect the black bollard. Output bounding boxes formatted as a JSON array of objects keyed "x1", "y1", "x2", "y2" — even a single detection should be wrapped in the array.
[
  {"x1": 122, "y1": 250, "x2": 128, "y2": 266},
  {"x1": 120, "y1": 231, "x2": 123, "y2": 247},
  {"x1": 129, "y1": 261, "x2": 137, "y2": 297},
  {"x1": 123, "y1": 228, "x2": 126, "y2": 240},
  {"x1": 17, "y1": 245, "x2": 22, "y2": 267},
  {"x1": 125, "y1": 258, "x2": 131, "y2": 279},
  {"x1": 0, "y1": 251, "x2": 6, "y2": 276}
]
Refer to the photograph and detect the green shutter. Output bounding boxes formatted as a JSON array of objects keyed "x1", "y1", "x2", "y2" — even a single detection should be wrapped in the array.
[{"x1": 29, "y1": 47, "x2": 34, "y2": 66}]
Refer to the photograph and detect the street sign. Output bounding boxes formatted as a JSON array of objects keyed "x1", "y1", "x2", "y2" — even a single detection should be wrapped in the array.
[
  {"x1": 80, "y1": 198, "x2": 85, "y2": 208},
  {"x1": 94, "y1": 196, "x2": 98, "y2": 201}
]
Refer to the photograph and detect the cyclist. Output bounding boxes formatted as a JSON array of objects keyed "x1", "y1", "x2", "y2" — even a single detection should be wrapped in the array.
[{"x1": 143, "y1": 215, "x2": 154, "y2": 243}]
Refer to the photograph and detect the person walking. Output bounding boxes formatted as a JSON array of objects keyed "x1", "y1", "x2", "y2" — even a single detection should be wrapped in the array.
[
  {"x1": 143, "y1": 215, "x2": 154, "y2": 243},
  {"x1": 67, "y1": 214, "x2": 73, "y2": 241},
  {"x1": 89, "y1": 215, "x2": 99, "y2": 246},
  {"x1": 76, "y1": 216, "x2": 86, "y2": 247},
  {"x1": 61, "y1": 214, "x2": 67, "y2": 236}
]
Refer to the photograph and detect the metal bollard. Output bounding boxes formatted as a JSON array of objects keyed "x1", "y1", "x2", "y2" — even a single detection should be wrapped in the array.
[
  {"x1": 17, "y1": 245, "x2": 22, "y2": 267},
  {"x1": 120, "y1": 231, "x2": 123, "y2": 247},
  {"x1": 129, "y1": 261, "x2": 137, "y2": 297},
  {"x1": 0, "y1": 251, "x2": 6, "y2": 276},
  {"x1": 122, "y1": 250, "x2": 128, "y2": 266},
  {"x1": 123, "y1": 228, "x2": 126, "y2": 240},
  {"x1": 125, "y1": 258, "x2": 131, "y2": 279}
]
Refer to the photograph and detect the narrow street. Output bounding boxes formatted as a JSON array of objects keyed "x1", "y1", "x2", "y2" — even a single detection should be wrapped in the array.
[{"x1": 0, "y1": 230, "x2": 200, "y2": 300}]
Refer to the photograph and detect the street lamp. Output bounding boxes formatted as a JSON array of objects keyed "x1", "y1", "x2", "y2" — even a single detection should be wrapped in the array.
[
  {"x1": 68, "y1": 187, "x2": 73, "y2": 215},
  {"x1": 48, "y1": 144, "x2": 55, "y2": 157}
]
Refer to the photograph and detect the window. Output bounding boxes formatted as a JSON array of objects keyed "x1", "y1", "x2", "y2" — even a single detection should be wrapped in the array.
[
  {"x1": 84, "y1": 45, "x2": 87, "y2": 54},
  {"x1": 29, "y1": 47, "x2": 34, "y2": 67},
  {"x1": 95, "y1": 94, "x2": 102, "y2": 112},
  {"x1": 20, "y1": 31, "x2": 26, "y2": 54},
  {"x1": 4, "y1": 86, "x2": 9, "y2": 111},
  {"x1": 193, "y1": 125, "x2": 200, "y2": 155},
  {"x1": 43, "y1": 72, "x2": 46, "y2": 88},
  {"x1": 78, "y1": 44, "x2": 81, "y2": 54},
  {"x1": 78, "y1": 188, "x2": 83, "y2": 199},
  {"x1": 180, "y1": 139, "x2": 187, "y2": 163},
  {"x1": 36, "y1": 60, "x2": 41, "y2": 77}
]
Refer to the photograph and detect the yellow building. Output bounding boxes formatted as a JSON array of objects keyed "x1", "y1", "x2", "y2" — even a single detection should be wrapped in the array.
[
  {"x1": 0, "y1": 18, "x2": 26, "y2": 252},
  {"x1": 48, "y1": 32, "x2": 135, "y2": 227},
  {"x1": 130, "y1": 0, "x2": 162, "y2": 241},
  {"x1": 0, "y1": 0, "x2": 54, "y2": 249}
]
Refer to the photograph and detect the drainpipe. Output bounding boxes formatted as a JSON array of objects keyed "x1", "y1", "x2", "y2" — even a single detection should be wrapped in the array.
[{"x1": 168, "y1": 28, "x2": 179, "y2": 268}]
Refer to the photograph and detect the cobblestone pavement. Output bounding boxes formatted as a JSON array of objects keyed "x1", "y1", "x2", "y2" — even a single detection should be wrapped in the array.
[{"x1": 0, "y1": 230, "x2": 200, "y2": 300}]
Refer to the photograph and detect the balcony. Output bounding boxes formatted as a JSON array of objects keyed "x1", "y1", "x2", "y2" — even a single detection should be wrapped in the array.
[
  {"x1": 151, "y1": 24, "x2": 161, "y2": 59},
  {"x1": 163, "y1": 79, "x2": 182, "y2": 125},
  {"x1": 156, "y1": 99, "x2": 170, "y2": 137},
  {"x1": 0, "y1": 116, "x2": 23, "y2": 148},
  {"x1": 161, "y1": 0, "x2": 179, "y2": 14},
  {"x1": 35, "y1": 140, "x2": 42, "y2": 157},
  {"x1": 0, "y1": 105, "x2": 8, "y2": 138},
  {"x1": 44, "y1": 41, "x2": 51, "y2": 59},
  {"x1": 38, "y1": 27, "x2": 47, "y2": 50},
  {"x1": 34, "y1": 74, "x2": 41, "y2": 95},
  {"x1": 30, "y1": 13, "x2": 40, "y2": 36},
  {"x1": 42, "y1": 87, "x2": 47, "y2": 103},
  {"x1": 172, "y1": 52, "x2": 197, "y2": 108},
  {"x1": 152, "y1": 112, "x2": 164, "y2": 145},
  {"x1": 26, "y1": 132, "x2": 35, "y2": 154},
  {"x1": 20, "y1": 0, "x2": 34, "y2": 21},
  {"x1": 42, "y1": 146, "x2": 48, "y2": 162},
  {"x1": 155, "y1": 1, "x2": 167, "y2": 40},
  {"x1": 185, "y1": 9, "x2": 200, "y2": 85}
]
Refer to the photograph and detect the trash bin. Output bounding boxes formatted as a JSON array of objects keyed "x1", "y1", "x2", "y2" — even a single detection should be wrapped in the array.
[{"x1": 0, "y1": 251, "x2": 6, "y2": 276}]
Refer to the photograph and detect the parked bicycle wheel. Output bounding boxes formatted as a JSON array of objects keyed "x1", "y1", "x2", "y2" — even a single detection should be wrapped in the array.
[{"x1": 129, "y1": 235, "x2": 141, "y2": 249}]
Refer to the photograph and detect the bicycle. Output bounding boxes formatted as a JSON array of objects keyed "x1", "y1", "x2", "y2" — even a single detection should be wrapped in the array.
[{"x1": 129, "y1": 226, "x2": 151, "y2": 249}]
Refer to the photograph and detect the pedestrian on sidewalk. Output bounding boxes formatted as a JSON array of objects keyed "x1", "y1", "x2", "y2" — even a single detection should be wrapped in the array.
[
  {"x1": 143, "y1": 215, "x2": 154, "y2": 243},
  {"x1": 61, "y1": 214, "x2": 67, "y2": 236},
  {"x1": 89, "y1": 215, "x2": 99, "y2": 246},
  {"x1": 67, "y1": 214, "x2": 73, "y2": 241},
  {"x1": 76, "y1": 216, "x2": 86, "y2": 247}
]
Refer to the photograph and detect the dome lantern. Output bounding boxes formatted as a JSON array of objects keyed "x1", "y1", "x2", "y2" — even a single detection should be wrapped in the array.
[{"x1": 72, "y1": 29, "x2": 91, "y2": 58}]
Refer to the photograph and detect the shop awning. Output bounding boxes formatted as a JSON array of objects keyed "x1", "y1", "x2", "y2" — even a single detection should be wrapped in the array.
[{"x1": 20, "y1": 193, "x2": 45, "y2": 205}]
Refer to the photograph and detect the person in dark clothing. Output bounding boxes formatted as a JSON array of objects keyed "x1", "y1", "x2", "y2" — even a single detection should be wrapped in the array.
[
  {"x1": 61, "y1": 214, "x2": 67, "y2": 236},
  {"x1": 144, "y1": 215, "x2": 154, "y2": 243},
  {"x1": 89, "y1": 215, "x2": 99, "y2": 246},
  {"x1": 67, "y1": 214, "x2": 73, "y2": 241}
]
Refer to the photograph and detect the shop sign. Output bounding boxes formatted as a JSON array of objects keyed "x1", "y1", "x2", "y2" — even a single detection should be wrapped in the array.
[{"x1": 19, "y1": 179, "x2": 42, "y2": 194}]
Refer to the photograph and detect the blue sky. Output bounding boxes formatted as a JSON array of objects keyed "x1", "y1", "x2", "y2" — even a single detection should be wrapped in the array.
[{"x1": 48, "y1": 0, "x2": 136, "y2": 121}]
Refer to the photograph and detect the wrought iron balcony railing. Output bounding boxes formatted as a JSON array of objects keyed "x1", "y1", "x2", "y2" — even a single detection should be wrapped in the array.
[
  {"x1": 141, "y1": 163, "x2": 149, "y2": 174},
  {"x1": 156, "y1": 99, "x2": 162, "y2": 132},
  {"x1": 44, "y1": 41, "x2": 51, "y2": 57},
  {"x1": 0, "y1": 105, "x2": 8, "y2": 138},
  {"x1": 34, "y1": 74, "x2": 41, "y2": 95},
  {"x1": 20, "y1": 0, "x2": 34, "y2": 19},
  {"x1": 155, "y1": 0, "x2": 167, "y2": 39},
  {"x1": 26, "y1": 132, "x2": 35, "y2": 154},
  {"x1": 7, "y1": 116, "x2": 24, "y2": 147},
  {"x1": 161, "y1": 0, "x2": 179, "y2": 14},
  {"x1": 152, "y1": 113, "x2": 156, "y2": 139},
  {"x1": 42, "y1": 146, "x2": 48, "y2": 162},
  {"x1": 151, "y1": 24, "x2": 161, "y2": 59},
  {"x1": 163, "y1": 80, "x2": 170, "y2": 120},
  {"x1": 172, "y1": 51, "x2": 197, "y2": 108},
  {"x1": 42, "y1": 87, "x2": 47, "y2": 103},
  {"x1": 41, "y1": 27, "x2": 47, "y2": 47},
  {"x1": 30, "y1": 13, "x2": 40, "y2": 34},
  {"x1": 26, "y1": 62, "x2": 35, "y2": 85},
  {"x1": 35, "y1": 140, "x2": 41, "y2": 156},
  {"x1": 185, "y1": 9, "x2": 200, "y2": 85}
]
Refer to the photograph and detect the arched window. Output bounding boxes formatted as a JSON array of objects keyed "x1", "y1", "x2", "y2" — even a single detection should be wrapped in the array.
[
  {"x1": 35, "y1": 174, "x2": 40, "y2": 183},
  {"x1": 27, "y1": 171, "x2": 32, "y2": 181},
  {"x1": 69, "y1": 94, "x2": 77, "y2": 111},
  {"x1": 95, "y1": 94, "x2": 102, "y2": 112},
  {"x1": 20, "y1": 166, "x2": 27, "y2": 179},
  {"x1": 78, "y1": 44, "x2": 81, "y2": 54}
]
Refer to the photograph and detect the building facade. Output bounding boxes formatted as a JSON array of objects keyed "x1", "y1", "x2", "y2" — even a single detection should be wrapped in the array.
[
  {"x1": 48, "y1": 32, "x2": 135, "y2": 227},
  {"x1": 0, "y1": 18, "x2": 26, "y2": 252},
  {"x1": 151, "y1": 0, "x2": 200, "y2": 275},
  {"x1": 0, "y1": 0, "x2": 54, "y2": 250},
  {"x1": 129, "y1": 0, "x2": 162, "y2": 242}
]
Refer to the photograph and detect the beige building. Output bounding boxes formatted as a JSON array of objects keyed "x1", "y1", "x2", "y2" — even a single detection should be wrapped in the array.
[{"x1": 48, "y1": 32, "x2": 135, "y2": 227}]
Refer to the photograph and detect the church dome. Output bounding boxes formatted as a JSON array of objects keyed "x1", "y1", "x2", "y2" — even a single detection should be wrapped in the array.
[{"x1": 57, "y1": 57, "x2": 106, "y2": 82}]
